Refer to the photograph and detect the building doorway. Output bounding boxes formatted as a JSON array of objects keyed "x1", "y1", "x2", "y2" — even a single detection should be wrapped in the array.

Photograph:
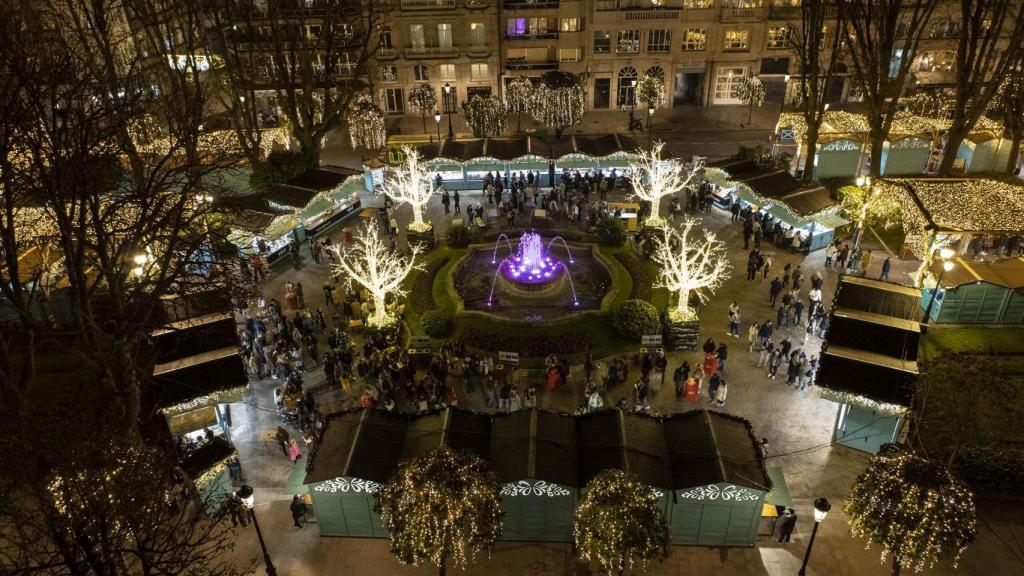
[{"x1": 673, "y1": 72, "x2": 703, "y2": 106}]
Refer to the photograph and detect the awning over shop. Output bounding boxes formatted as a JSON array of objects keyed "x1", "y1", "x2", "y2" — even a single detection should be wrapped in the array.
[
  {"x1": 931, "y1": 257, "x2": 1024, "y2": 289},
  {"x1": 814, "y1": 213, "x2": 849, "y2": 229},
  {"x1": 265, "y1": 184, "x2": 317, "y2": 209},
  {"x1": 148, "y1": 347, "x2": 249, "y2": 409},
  {"x1": 441, "y1": 139, "x2": 486, "y2": 161},
  {"x1": 784, "y1": 188, "x2": 835, "y2": 218},
  {"x1": 575, "y1": 134, "x2": 621, "y2": 157},
  {"x1": 181, "y1": 436, "x2": 235, "y2": 479},
  {"x1": 486, "y1": 138, "x2": 528, "y2": 160},
  {"x1": 150, "y1": 313, "x2": 238, "y2": 365}
]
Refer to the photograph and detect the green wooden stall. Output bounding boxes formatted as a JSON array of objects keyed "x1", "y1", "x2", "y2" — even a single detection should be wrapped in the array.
[
  {"x1": 815, "y1": 138, "x2": 863, "y2": 179},
  {"x1": 922, "y1": 258, "x2": 1024, "y2": 324},
  {"x1": 882, "y1": 137, "x2": 931, "y2": 176}
]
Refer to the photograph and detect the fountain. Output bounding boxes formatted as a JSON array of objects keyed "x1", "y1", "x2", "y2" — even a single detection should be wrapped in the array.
[
  {"x1": 488, "y1": 231, "x2": 579, "y2": 306},
  {"x1": 452, "y1": 231, "x2": 610, "y2": 321}
]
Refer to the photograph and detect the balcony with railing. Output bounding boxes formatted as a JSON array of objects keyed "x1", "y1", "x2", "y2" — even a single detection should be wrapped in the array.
[
  {"x1": 503, "y1": 0, "x2": 559, "y2": 9},
  {"x1": 405, "y1": 45, "x2": 460, "y2": 58},
  {"x1": 504, "y1": 57, "x2": 558, "y2": 70},
  {"x1": 465, "y1": 0, "x2": 490, "y2": 7},
  {"x1": 768, "y1": 3, "x2": 838, "y2": 19},
  {"x1": 506, "y1": 31, "x2": 560, "y2": 40},
  {"x1": 466, "y1": 45, "x2": 491, "y2": 57},
  {"x1": 720, "y1": 6, "x2": 766, "y2": 21},
  {"x1": 376, "y1": 47, "x2": 398, "y2": 59},
  {"x1": 400, "y1": 0, "x2": 458, "y2": 10}
]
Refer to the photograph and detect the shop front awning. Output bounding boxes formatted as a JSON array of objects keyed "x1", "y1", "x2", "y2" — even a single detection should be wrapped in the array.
[
  {"x1": 814, "y1": 213, "x2": 849, "y2": 230},
  {"x1": 766, "y1": 203, "x2": 804, "y2": 228},
  {"x1": 149, "y1": 347, "x2": 249, "y2": 409},
  {"x1": 181, "y1": 436, "x2": 235, "y2": 479}
]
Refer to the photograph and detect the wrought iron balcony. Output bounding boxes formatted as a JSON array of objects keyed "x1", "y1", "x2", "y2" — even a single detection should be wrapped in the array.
[
  {"x1": 504, "y1": 58, "x2": 558, "y2": 70},
  {"x1": 503, "y1": 0, "x2": 559, "y2": 8},
  {"x1": 405, "y1": 46, "x2": 459, "y2": 58},
  {"x1": 400, "y1": 0, "x2": 457, "y2": 10},
  {"x1": 466, "y1": 45, "x2": 491, "y2": 57},
  {"x1": 506, "y1": 32, "x2": 559, "y2": 40},
  {"x1": 377, "y1": 48, "x2": 398, "y2": 59}
]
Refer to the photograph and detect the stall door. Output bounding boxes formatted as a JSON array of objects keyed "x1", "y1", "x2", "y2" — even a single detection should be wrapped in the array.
[
  {"x1": 835, "y1": 403, "x2": 901, "y2": 453},
  {"x1": 671, "y1": 485, "x2": 764, "y2": 546}
]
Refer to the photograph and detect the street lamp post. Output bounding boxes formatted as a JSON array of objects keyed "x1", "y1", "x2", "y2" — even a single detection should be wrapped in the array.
[
  {"x1": 647, "y1": 107, "x2": 654, "y2": 145},
  {"x1": 780, "y1": 74, "x2": 791, "y2": 116},
  {"x1": 798, "y1": 497, "x2": 832, "y2": 576},
  {"x1": 922, "y1": 248, "x2": 955, "y2": 324},
  {"x1": 443, "y1": 83, "x2": 454, "y2": 139},
  {"x1": 434, "y1": 110, "x2": 442, "y2": 142},
  {"x1": 236, "y1": 486, "x2": 277, "y2": 576}
]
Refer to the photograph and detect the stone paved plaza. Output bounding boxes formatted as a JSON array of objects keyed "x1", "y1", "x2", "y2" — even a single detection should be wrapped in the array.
[{"x1": 226, "y1": 181, "x2": 1024, "y2": 576}]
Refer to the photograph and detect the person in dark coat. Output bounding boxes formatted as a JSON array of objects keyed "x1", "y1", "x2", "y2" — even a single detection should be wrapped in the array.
[
  {"x1": 716, "y1": 343, "x2": 729, "y2": 373},
  {"x1": 290, "y1": 495, "x2": 307, "y2": 528},
  {"x1": 774, "y1": 508, "x2": 797, "y2": 543},
  {"x1": 769, "y1": 277, "x2": 783, "y2": 306}
]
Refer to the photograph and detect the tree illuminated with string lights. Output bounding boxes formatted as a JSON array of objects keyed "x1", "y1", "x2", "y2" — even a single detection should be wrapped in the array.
[
  {"x1": 574, "y1": 469, "x2": 668, "y2": 576},
  {"x1": 627, "y1": 141, "x2": 703, "y2": 227},
  {"x1": 383, "y1": 145, "x2": 435, "y2": 232},
  {"x1": 845, "y1": 447, "x2": 977, "y2": 576},
  {"x1": 331, "y1": 223, "x2": 422, "y2": 329},
  {"x1": 651, "y1": 220, "x2": 730, "y2": 322},
  {"x1": 374, "y1": 447, "x2": 503, "y2": 576}
]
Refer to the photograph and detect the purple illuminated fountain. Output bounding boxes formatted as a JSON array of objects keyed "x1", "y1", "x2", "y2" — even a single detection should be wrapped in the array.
[{"x1": 488, "y1": 231, "x2": 578, "y2": 307}]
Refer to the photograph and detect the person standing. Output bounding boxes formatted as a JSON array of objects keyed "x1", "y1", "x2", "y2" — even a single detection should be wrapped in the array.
[
  {"x1": 716, "y1": 342, "x2": 729, "y2": 372},
  {"x1": 774, "y1": 508, "x2": 798, "y2": 543},
  {"x1": 288, "y1": 438, "x2": 302, "y2": 463},
  {"x1": 824, "y1": 243, "x2": 836, "y2": 267},
  {"x1": 880, "y1": 256, "x2": 891, "y2": 281},
  {"x1": 762, "y1": 254, "x2": 772, "y2": 280},
  {"x1": 727, "y1": 302, "x2": 741, "y2": 337},
  {"x1": 453, "y1": 189, "x2": 461, "y2": 213},
  {"x1": 290, "y1": 495, "x2": 307, "y2": 528},
  {"x1": 714, "y1": 379, "x2": 728, "y2": 408},
  {"x1": 769, "y1": 277, "x2": 783, "y2": 306},
  {"x1": 250, "y1": 252, "x2": 265, "y2": 282},
  {"x1": 707, "y1": 373, "x2": 720, "y2": 402},
  {"x1": 441, "y1": 189, "x2": 450, "y2": 214},
  {"x1": 748, "y1": 322, "x2": 759, "y2": 352},
  {"x1": 275, "y1": 426, "x2": 290, "y2": 457},
  {"x1": 793, "y1": 300, "x2": 805, "y2": 326}
]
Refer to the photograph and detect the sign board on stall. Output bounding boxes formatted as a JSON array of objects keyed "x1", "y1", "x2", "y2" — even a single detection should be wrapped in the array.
[
  {"x1": 498, "y1": 351, "x2": 520, "y2": 366},
  {"x1": 641, "y1": 335, "x2": 663, "y2": 347},
  {"x1": 408, "y1": 335, "x2": 432, "y2": 355}
]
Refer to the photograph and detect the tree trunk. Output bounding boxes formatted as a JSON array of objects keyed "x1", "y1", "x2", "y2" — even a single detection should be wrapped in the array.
[
  {"x1": 939, "y1": 124, "x2": 971, "y2": 176},
  {"x1": 422, "y1": 112, "x2": 427, "y2": 135},
  {"x1": 1006, "y1": 124, "x2": 1022, "y2": 175},
  {"x1": 748, "y1": 101, "x2": 753, "y2": 126},
  {"x1": 517, "y1": 112, "x2": 522, "y2": 133},
  {"x1": 868, "y1": 126, "x2": 885, "y2": 178},
  {"x1": 555, "y1": 127, "x2": 563, "y2": 139},
  {"x1": 439, "y1": 556, "x2": 446, "y2": 576},
  {"x1": 891, "y1": 555, "x2": 901, "y2": 576},
  {"x1": 802, "y1": 123, "x2": 819, "y2": 183}
]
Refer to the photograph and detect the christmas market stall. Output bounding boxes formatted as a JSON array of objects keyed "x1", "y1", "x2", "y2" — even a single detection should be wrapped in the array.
[
  {"x1": 303, "y1": 408, "x2": 770, "y2": 546},
  {"x1": 920, "y1": 257, "x2": 1024, "y2": 324},
  {"x1": 817, "y1": 276, "x2": 919, "y2": 453},
  {"x1": 145, "y1": 312, "x2": 248, "y2": 510},
  {"x1": 880, "y1": 136, "x2": 932, "y2": 176}
]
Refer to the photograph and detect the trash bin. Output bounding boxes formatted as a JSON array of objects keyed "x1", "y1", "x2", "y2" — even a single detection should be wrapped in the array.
[{"x1": 343, "y1": 227, "x2": 353, "y2": 244}]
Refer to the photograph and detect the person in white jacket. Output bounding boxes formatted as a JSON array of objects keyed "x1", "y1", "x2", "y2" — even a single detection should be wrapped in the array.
[{"x1": 714, "y1": 381, "x2": 728, "y2": 408}]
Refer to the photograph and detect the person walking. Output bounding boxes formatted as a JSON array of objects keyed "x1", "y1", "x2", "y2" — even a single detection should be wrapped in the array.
[
  {"x1": 880, "y1": 256, "x2": 891, "y2": 281},
  {"x1": 824, "y1": 243, "x2": 836, "y2": 267},
  {"x1": 769, "y1": 277, "x2": 783, "y2": 306},
  {"x1": 757, "y1": 340, "x2": 774, "y2": 367},
  {"x1": 287, "y1": 438, "x2": 302, "y2": 463},
  {"x1": 290, "y1": 495, "x2": 307, "y2": 528},
  {"x1": 761, "y1": 254, "x2": 772, "y2": 280},
  {"x1": 714, "y1": 379, "x2": 728, "y2": 408},
  {"x1": 707, "y1": 373, "x2": 721, "y2": 402},
  {"x1": 727, "y1": 302, "x2": 741, "y2": 337},
  {"x1": 275, "y1": 426, "x2": 290, "y2": 457},
  {"x1": 774, "y1": 508, "x2": 798, "y2": 543},
  {"x1": 716, "y1": 342, "x2": 729, "y2": 373},
  {"x1": 748, "y1": 322, "x2": 759, "y2": 352},
  {"x1": 793, "y1": 300, "x2": 805, "y2": 326}
]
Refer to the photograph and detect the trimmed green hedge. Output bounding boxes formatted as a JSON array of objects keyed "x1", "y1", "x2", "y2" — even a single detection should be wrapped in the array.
[
  {"x1": 597, "y1": 217, "x2": 627, "y2": 247},
  {"x1": 457, "y1": 326, "x2": 596, "y2": 357},
  {"x1": 941, "y1": 447, "x2": 1024, "y2": 499},
  {"x1": 422, "y1": 310, "x2": 453, "y2": 337},
  {"x1": 613, "y1": 299, "x2": 660, "y2": 342},
  {"x1": 614, "y1": 252, "x2": 652, "y2": 301},
  {"x1": 410, "y1": 255, "x2": 451, "y2": 314}
]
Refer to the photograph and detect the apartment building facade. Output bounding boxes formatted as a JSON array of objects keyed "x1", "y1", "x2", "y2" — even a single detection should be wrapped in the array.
[{"x1": 371, "y1": 0, "x2": 970, "y2": 117}]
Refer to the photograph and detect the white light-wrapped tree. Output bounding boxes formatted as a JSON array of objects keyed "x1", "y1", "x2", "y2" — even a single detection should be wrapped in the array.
[
  {"x1": 627, "y1": 141, "x2": 703, "y2": 227},
  {"x1": 651, "y1": 220, "x2": 730, "y2": 322},
  {"x1": 346, "y1": 93, "x2": 386, "y2": 150},
  {"x1": 384, "y1": 145, "x2": 435, "y2": 233},
  {"x1": 332, "y1": 224, "x2": 423, "y2": 329},
  {"x1": 735, "y1": 75, "x2": 766, "y2": 125},
  {"x1": 408, "y1": 83, "x2": 438, "y2": 135},
  {"x1": 504, "y1": 75, "x2": 534, "y2": 133}
]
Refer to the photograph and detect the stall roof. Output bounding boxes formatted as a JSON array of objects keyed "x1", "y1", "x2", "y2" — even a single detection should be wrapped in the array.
[
  {"x1": 616, "y1": 134, "x2": 640, "y2": 153},
  {"x1": 288, "y1": 168, "x2": 355, "y2": 191},
  {"x1": 575, "y1": 134, "x2": 616, "y2": 157},
  {"x1": 878, "y1": 178, "x2": 1024, "y2": 234},
  {"x1": 303, "y1": 409, "x2": 410, "y2": 485},
  {"x1": 486, "y1": 138, "x2": 528, "y2": 160},
  {"x1": 818, "y1": 345, "x2": 918, "y2": 406},
  {"x1": 664, "y1": 412, "x2": 771, "y2": 492},
  {"x1": 932, "y1": 257, "x2": 1024, "y2": 289},
  {"x1": 417, "y1": 140, "x2": 443, "y2": 161},
  {"x1": 305, "y1": 408, "x2": 767, "y2": 492},
  {"x1": 833, "y1": 307, "x2": 921, "y2": 333},
  {"x1": 745, "y1": 171, "x2": 801, "y2": 199},
  {"x1": 546, "y1": 137, "x2": 577, "y2": 159},
  {"x1": 150, "y1": 313, "x2": 238, "y2": 364},
  {"x1": 265, "y1": 184, "x2": 318, "y2": 209},
  {"x1": 147, "y1": 347, "x2": 248, "y2": 409},
  {"x1": 181, "y1": 436, "x2": 235, "y2": 479},
  {"x1": 782, "y1": 187, "x2": 835, "y2": 217},
  {"x1": 440, "y1": 139, "x2": 486, "y2": 161},
  {"x1": 835, "y1": 276, "x2": 922, "y2": 321}
]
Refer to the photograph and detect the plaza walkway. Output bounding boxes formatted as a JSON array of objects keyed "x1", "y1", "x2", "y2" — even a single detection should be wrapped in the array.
[{"x1": 225, "y1": 181, "x2": 1024, "y2": 576}]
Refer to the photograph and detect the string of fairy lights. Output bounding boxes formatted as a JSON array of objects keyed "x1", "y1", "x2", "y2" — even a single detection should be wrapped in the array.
[
  {"x1": 346, "y1": 93, "x2": 386, "y2": 150},
  {"x1": 574, "y1": 469, "x2": 668, "y2": 575},
  {"x1": 374, "y1": 447, "x2": 503, "y2": 572},
  {"x1": 844, "y1": 450, "x2": 976, "y2": 574},
  {"x1": 463, "y1": 95, "x2": 507, "y2": 139},
  {"x1": 777, "y1": 110, "x2": 1003, "y2": 143},
  {"x1": 531, "y1": 73, "x2": 585, "y2": 134}
]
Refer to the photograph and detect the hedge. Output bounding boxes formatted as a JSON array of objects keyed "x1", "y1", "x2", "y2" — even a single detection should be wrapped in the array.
[
  {"x1": 613, "y1": 299, "x2": 660, "y2": 342},
  {"x1": 939, "y1": 447, "x2": 1024, "y2": 499},
  {"x1": 457, "y1": 326, "x2": 596, "y2": 357},
  {"x1": 410, "y1": 255, "x2": 451, "y2": 314},
  {"x1": 422, "y1": 310, "x2": 453, "y2": 338},
  {"x1": 614, "y1": 252, "x2": 652, "y2": 301}
]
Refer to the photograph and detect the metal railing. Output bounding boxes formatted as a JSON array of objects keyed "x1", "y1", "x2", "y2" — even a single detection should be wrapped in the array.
[
  {"x1": 502, "y1": 0, "x2": 559, "y2": 8},
  {"x1": 504, "y1": 59, "x2": 558, "y2": 70},
  {"x1": 400, "y1": 0, "x2": 457, "y2": 10},
  {"x1": 623, "y1": 9, "x2": 679, "y2": 20},
  {"x1": 466, "y1": 45, "x2": 491, "y2": 57},
  {"x1": 405, "y1": 46, "x2": 459, "y2": 58},
  {"x1": 376, "y1": 48, "x2": 397, "y2": 59},
  {"x1": 506, "y1": 31, "x2": 559, "y2": 40}
]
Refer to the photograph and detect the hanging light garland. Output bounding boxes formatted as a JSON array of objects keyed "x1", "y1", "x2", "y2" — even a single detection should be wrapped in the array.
[
  {"x1": 346, "y1": 93, "x2": 386, "y2": 150},
  {"x1": 531, "y1": 71, "x2": 585, "y2": 137},
  {"x1": 574, "y1": 469, "x2": 668, "y2": 575},
  {"x1": 374, "y1": 447, "x2": 503, "y2": 573},
  {"x1": 462, "y1": 94, "x2": 506, "y2": 138},
  {"x1": 635, "y1": 74, "x2": 665, "y2": 109},
  {"x1": 651, "y1": 220, "x2": 730, "y2": 323},
  {"x1": 845, "y1": 449, "x2": 977, "y2": 574},
  {"x1": 778, "y1": 110, "x2": 1003, "y2": 143},
  {"x1": 735, "y1": 75, "x2": 766, "y2": 108}
]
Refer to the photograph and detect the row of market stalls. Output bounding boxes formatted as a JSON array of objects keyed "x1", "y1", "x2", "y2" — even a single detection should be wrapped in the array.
[
  {"x1": 381, "y1": 134, "x2": 642, "y2": 192},
  {"x1": 775, "y1": 111, "x2": 1010, "y2": 179},
  {"x1": 869, "y1": 178, "x2": 1024, "y2": 325},
  {"x1": 144, "y1": 310, "x2": 249, "y2": 513},
  {"x1": 230, "y1": 168, "x2": 365, "y2": 265},
  {"x1": 705, "y1": 159, "x2": 849, "y2": 252},
  {"x1": 818, "y1": 276, "x2": 922, "y2": 454},
  {"x1": 302, "y1": 407, "x2": 789, "y2": 547}
]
